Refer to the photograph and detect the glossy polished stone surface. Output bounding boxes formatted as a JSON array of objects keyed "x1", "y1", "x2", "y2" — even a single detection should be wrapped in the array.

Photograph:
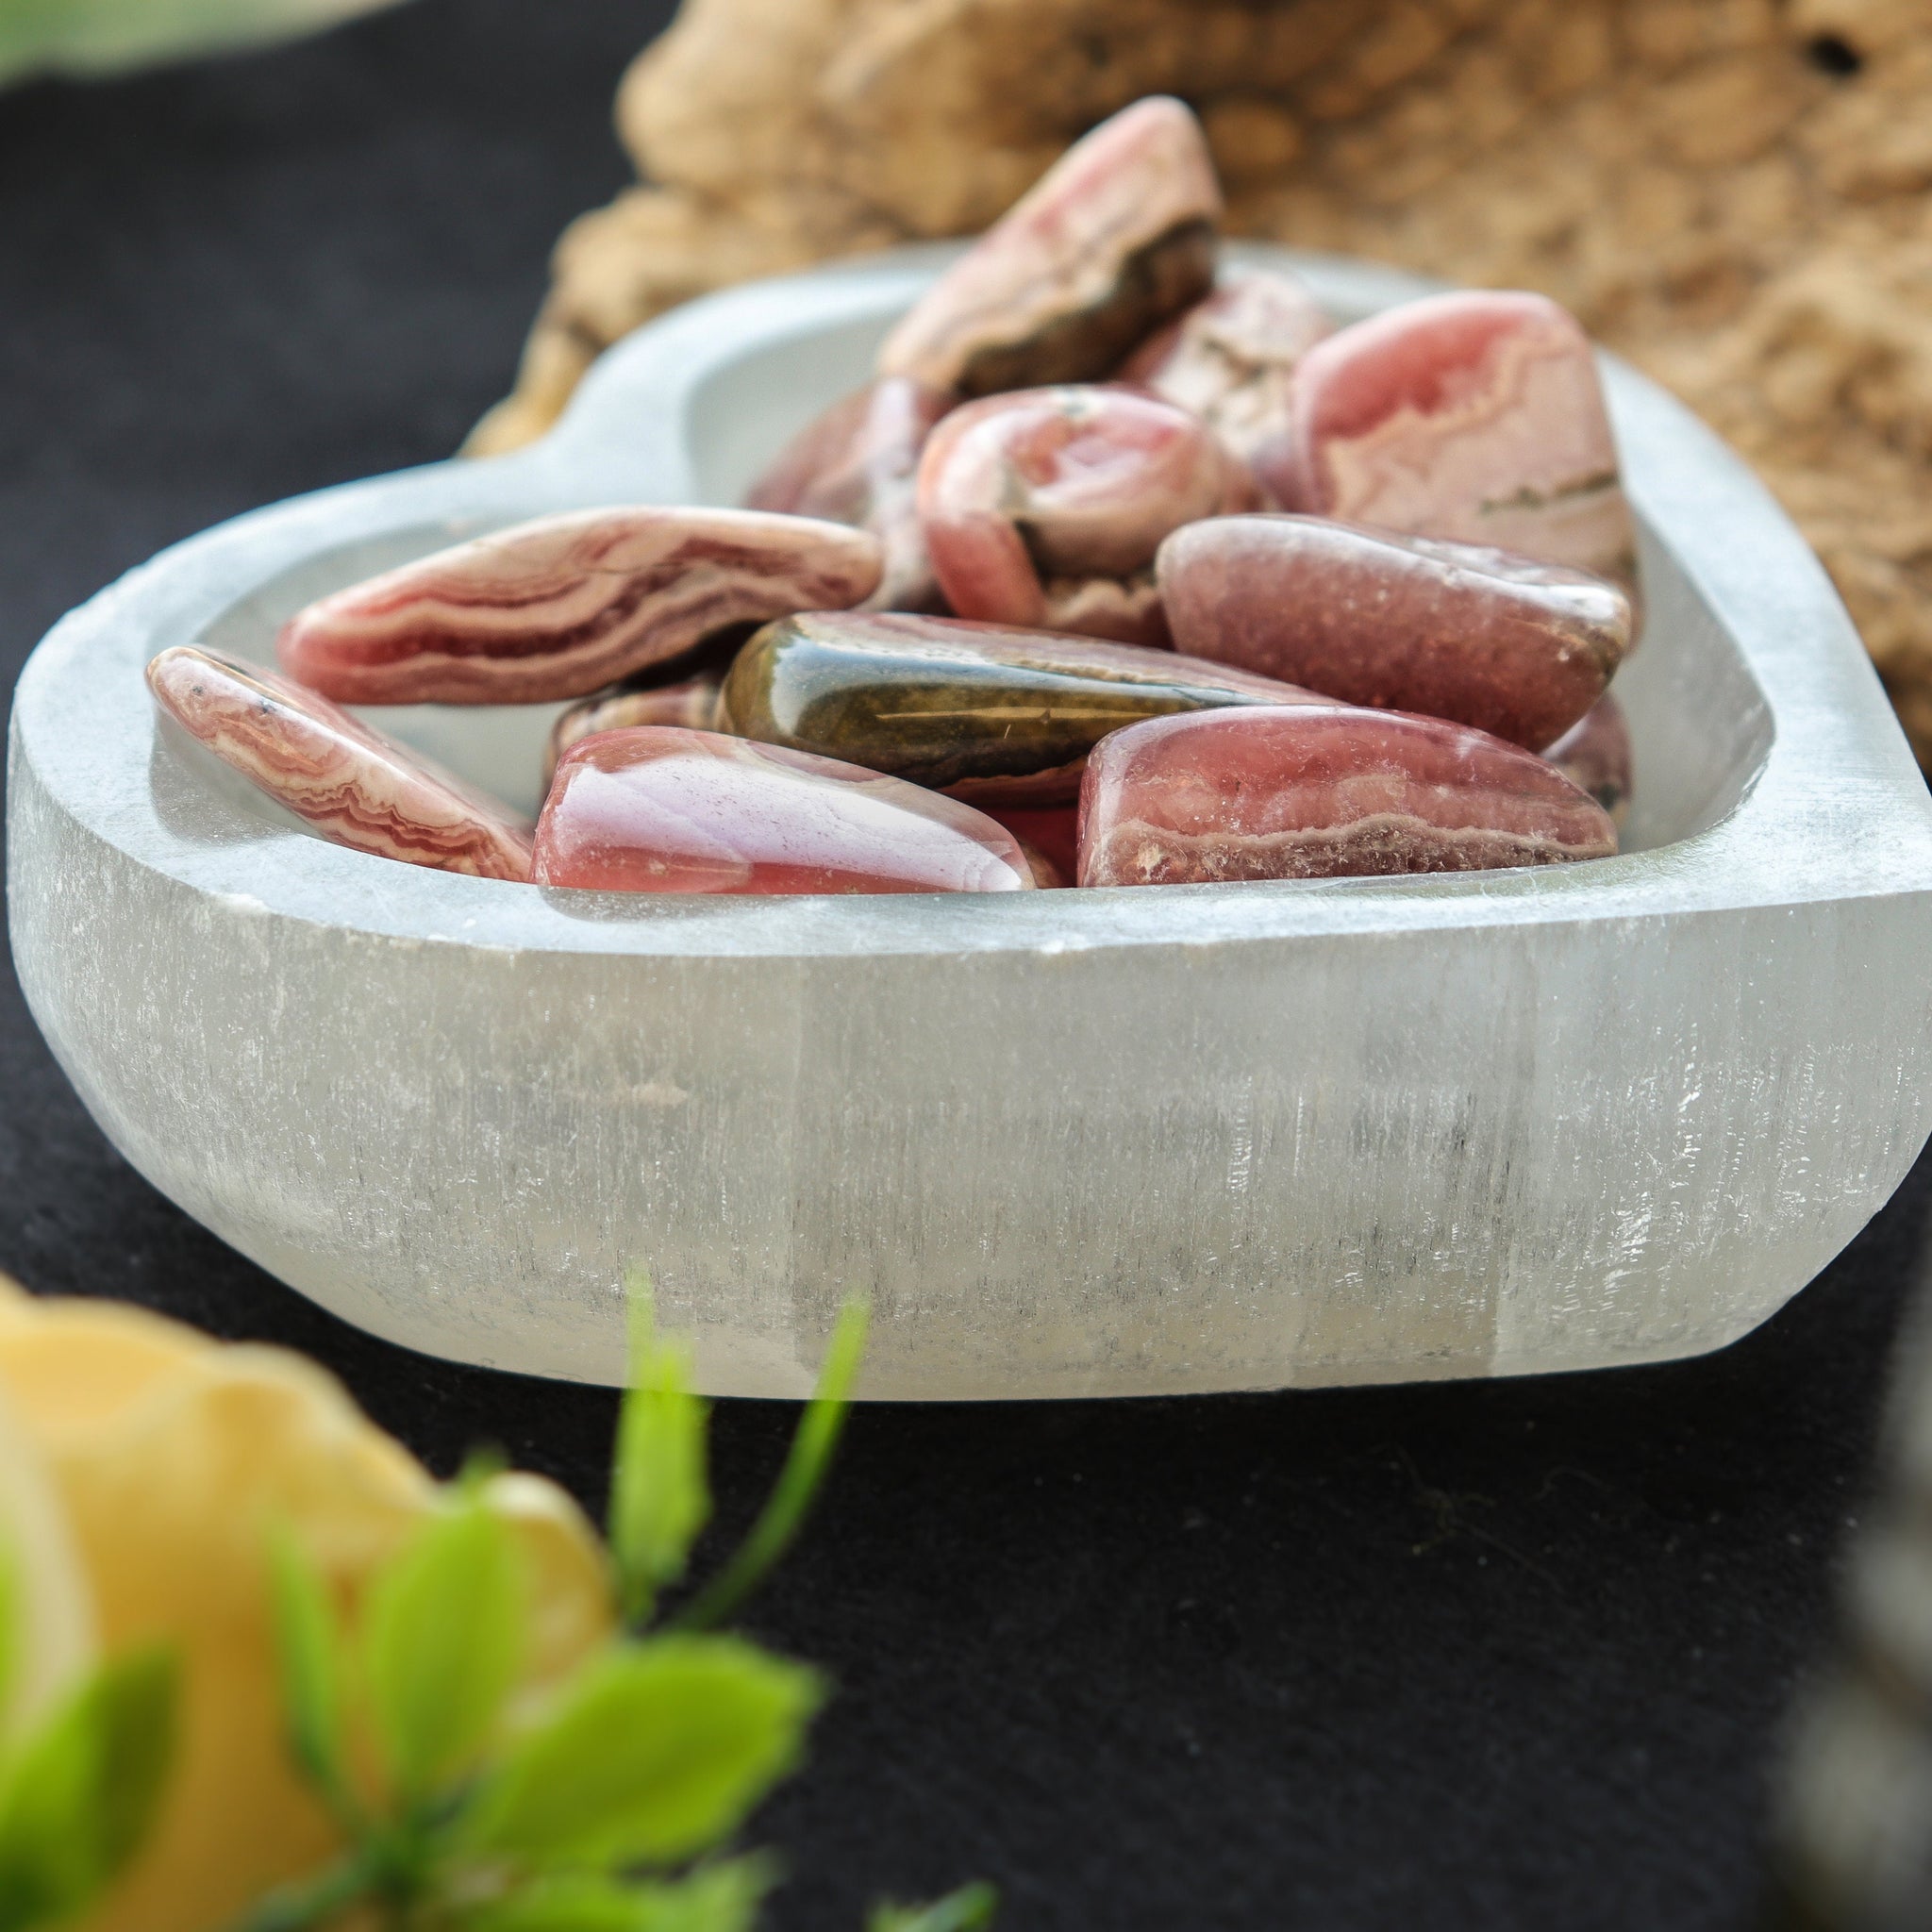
[
  {"x1": 1079, "y1": 704, "x2": 1618, "y2": 886},
  {"x1": 532, "y1": 725, "x2": 1035, "y2": 895},
  {"x1": 742, "y1": 376, "x2": 954, "y2": 613},
  {"x1": 1544, "y1": 691, "x2": 1633, "y2": 824},
  {"x1": 145, "y1": 644, "x2": 533, "y2": 880},
  {"x1": 875, "y1": 96, "x2": 1219, "y2": 397},
  {"x1": 543, "y1": 672, "x2": 723, "y2": 790},
  {"x1": 1159, "y1": 515, "x2": 1632, "y2": 749},
  {"x1": 715, "y1": 610, "x2": 1317, "y2": 804},
  {"x1": 1119, "y1": 267, "x2": 1332, "y2": 492},
  {"x1": 278, "y1": 506, "x2": 881, "y2": 705},
  {"x1": 1277, "y1": 291, "x2": 1637, "y2": 582},
  {"x1": 917, "y1": 385, "x2": 1256, "y2": 645}
]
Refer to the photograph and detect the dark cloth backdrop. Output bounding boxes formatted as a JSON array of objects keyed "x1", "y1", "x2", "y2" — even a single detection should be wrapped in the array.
[{"x1": 1, "y1": 5, "x2": 1925, "y2": 1924}]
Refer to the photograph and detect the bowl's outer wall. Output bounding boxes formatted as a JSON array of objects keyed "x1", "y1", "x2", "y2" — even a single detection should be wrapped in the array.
[{"x1": 11, "y1": 245, "x2": 1932, "y2": 1397}]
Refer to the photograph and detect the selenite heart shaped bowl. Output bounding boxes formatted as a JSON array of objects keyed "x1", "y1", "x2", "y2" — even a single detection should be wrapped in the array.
[{"x1": 11, "y1": 243, "x2": 1932, "y2": 1398}]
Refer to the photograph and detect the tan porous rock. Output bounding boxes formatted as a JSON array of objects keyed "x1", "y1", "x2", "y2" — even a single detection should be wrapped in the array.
[{"x1": 470, "y1": 0, "x2": 1932, "y2": 766}]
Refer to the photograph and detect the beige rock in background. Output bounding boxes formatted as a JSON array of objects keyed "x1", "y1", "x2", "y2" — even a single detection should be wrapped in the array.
[{"x1": 470, "y1": 0, "x2": 1932, "y2": 765}]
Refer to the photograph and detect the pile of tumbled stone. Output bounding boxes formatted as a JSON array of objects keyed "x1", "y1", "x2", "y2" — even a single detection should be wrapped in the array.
[{"x1": 146, "y1": 96, "x2": 1636, "y2": 897}]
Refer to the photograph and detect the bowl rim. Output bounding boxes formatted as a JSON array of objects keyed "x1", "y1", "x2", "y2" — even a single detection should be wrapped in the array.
[{"x1": 13, "y1": 241, "x2": 1932, "y2": 965}]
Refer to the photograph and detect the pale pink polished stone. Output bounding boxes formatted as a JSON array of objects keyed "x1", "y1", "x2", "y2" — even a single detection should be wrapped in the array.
[
  {"x1": 1542, "y1": 691, "x2": 1632, "y2": 825},
  {"x1": 876, "y1": 97, "x2": 1221, "y2": 397},
  {"x1": 1158, "y1": 514, "x2": 1632, "y2": 749},
  {"x1": 146, "y1": 645, "x2": 533, "y2": 881},
  {"x1": 543, "y1": 672, "x2": 723, "y2": 789},
  {"x1": 534, "y1": 726, "x2": 1036, "y2": 895},
  {"x1": 277, "y1": 508, "x2": 883, "y2": 706},
  {"x1": 916, "y1": 385, "x2": 1257, "y2": 646},
  {"x1": 1078, "y1": 705, "x2": 1617, "y2": 886},
  {"x1": 744, "y1": 376, "x2": 956, "y2": 612},
  {"x1": 1276, "y1": 291, "x2": 1636, "y2": 582},
  {"x1": 1118, "y1": 268, "x2": 1333, "y2": 494}
]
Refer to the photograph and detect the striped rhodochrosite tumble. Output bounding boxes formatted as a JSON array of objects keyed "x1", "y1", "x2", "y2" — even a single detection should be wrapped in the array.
[
  {"x1": 1273, "y1": 290, "x2": 1636, "y2": 585},
  {"x1": 276, "y1": 507, "x2": 883, "y2": 705},
  {"x1": 533, "y1": 726, "x2": 1038, "y2": 896},
  {"x1": 1119, "y1": 267, "x2": 1334, "y2": 485},
  {"x1": 146, "y1": 645, "x2": 534, "y2": 880},
  {"x1": 916, "y1": 385, "x2": 1257, "y2": 647},
  {"x1": 1158, "y1": 514, "x2": 1632, "y2": 751},
  {"x1": 875, "y1": 96, "x2": 1221, "y2": 399},
  {"x1": 1078, "y1": 704, "x2": 1617, "y2": 887}
]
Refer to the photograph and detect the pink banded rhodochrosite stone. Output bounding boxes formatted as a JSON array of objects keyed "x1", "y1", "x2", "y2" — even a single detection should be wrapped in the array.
[
  {"x1": 1118, "y1": 268, "x2": 1333, "y2": 491},
  {"x1": 1078, "y1": 705, "x2": 1617, "y2": 887},
  {"x1": 276, "y1": 507, "x2": 883, "y2": 706},
  {"x1": 916, "y1": 385, "x2": 1257, "y2": 646},
  {"x1": 533, "y1": 726, "x2": 1037, "y2": 895},
  {"x1": 744, "y1": 377, "x2": 955, "y2": 613},
  {"x1": 875, "y1": 96, "x2": 1221, "y2": 398},
  {"x1": 543, "y1": 671, "x2": 724, "y2": 789},
  {"x1": 146, "y1": 645, "x2": 533, "y2": 881},
  {"x1": 1158, "y1": 515, "x2": 1632, "y2": 750},
  {"x1": 1277, "y1": 291, "x2": 1636, "y2": 582}
]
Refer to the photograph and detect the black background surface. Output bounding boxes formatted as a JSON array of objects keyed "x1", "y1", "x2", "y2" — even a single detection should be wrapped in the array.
[{"x1": 2, "y1": 6, "x2": 1927, "y2": 1925}]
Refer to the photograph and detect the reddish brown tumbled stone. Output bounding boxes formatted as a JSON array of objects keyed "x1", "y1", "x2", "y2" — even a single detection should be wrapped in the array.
[
  {"x1": 1275, "y1": 291, "x2": 1636, "y2": 583},
  {"x1": 984, "y1": 805, "x2": 1080, "y2": 886},
  {"x1": 743, "y1": 376, "x2": 956, "y2": 612},
  {"x1": 1118, "y1": 268, "x2": 1333, "y2": 495},
  {"x1": 876, "y1": 96, "x2": 1221, "y2": 397},
  {"x1": 1542, "y1": 691, "x2": 1632, "y2": 824},
  {"x1": 277, "y1": 508, "x2": 882, "y2": 706},
  {"x1": 1078, "y1": 705, "x2": 1617, "y2": 886},
  {"x1": 1158, "y1": 515, "x2": 1632, "y2": 750},
  {"x1": 147, "y1": 644, "x2": 533, "y2": 881},
  {"x1": 533, "y1": 726, "x2": 1036, "y2": 895},
  {"x1": 543, "y1": 672, "x2": 723, "y2": 789},
  {"x1": 916, "y1": 385, "x2": 1257, "y2": 645}
]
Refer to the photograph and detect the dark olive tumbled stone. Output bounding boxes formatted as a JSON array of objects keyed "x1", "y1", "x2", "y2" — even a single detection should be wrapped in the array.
[{"x1": 715, "y1": 610, "x2": 1317, "y2": 805}]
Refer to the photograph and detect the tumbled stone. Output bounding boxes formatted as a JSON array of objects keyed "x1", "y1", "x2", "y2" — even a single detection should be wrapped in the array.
[
  {"x1": 1542, "y1": 691, "x2": 1632, "y2": 825},
  {"x1": 533, "y1": 725, "x2": 1036, "y2": 894},
  {"x1": 146, "y1": 645, "x2": 533, "y2": 881},
  {"x1": 1079, "y1": 704, "x2": 1617, "y2": 886},
  {"x1": 916, "y1": 385, "x2": 1257, "y2": 646},
  {"x1": 277, "y1": 508, "x2": 882, "y2": 706},
  {"x1": 1275, "y1": 291, "x2": 1637, "y2": 583},
  {"x1": 875, "y1": 96, "x2": 1221, "y2": 398},
  {"x1": 1118, "y1": 268, "x2": 1333, "y2": 495},
  {"x1": 714, "y1": 610, "x2": 1319, "y2": 805},
  {"x1": 543, "y1": 672, "x2": 723, "y2": 789},
  {"x1": 1158, "y1": 515, "x2": 1632, "y2": 750},
  {"x1": 743, "y1": 376, "x2": 956, "y2": 612},
  {"x1": 984, "y1": 805, "x2": 1079, "y2": 887}
]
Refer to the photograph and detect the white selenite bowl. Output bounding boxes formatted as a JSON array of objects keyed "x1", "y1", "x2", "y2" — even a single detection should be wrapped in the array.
[{"x1": 11, "y1": 244, "x2": 1932, "y2": 1398}]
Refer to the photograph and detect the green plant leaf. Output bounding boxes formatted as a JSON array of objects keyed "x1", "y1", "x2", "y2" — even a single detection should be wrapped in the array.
[
  {"x1": 867, "y1": 1881, "x2": 999, "y2": 1932},
  {"x1": 264, "y1": 1524, "x2": 356, "y2": 1824},
  {"x1": 222, "y1": 1849, "x2": 376, "y2": 1932},
  {"x1": 0, "y1": 1541, "x2": 18, "y2": 1727},
  {"x1": 609, "y1": 1274, "x2": 710, "y2": 1629},
  {"x1": 463, "y1": 1637, "x2": 820, "y2": 1874},
  {"x1": 361, "y1": 1491, "x2": 525, "y2": 1806},
  {"x1": 0, "y1": 1644, "x2": 176, "y2": 1931},
  {"x1": 672, "y1": 1300, "x2": 869, "y2": 1634},
  {"x1": 459, "y1": 1856, "x2": 774, "y2": 1932}
]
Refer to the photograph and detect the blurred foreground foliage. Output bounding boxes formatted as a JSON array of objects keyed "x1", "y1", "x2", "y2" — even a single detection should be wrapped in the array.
[{"x1": 0, "y1": 0, "x2": 405, "y2": 88}]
